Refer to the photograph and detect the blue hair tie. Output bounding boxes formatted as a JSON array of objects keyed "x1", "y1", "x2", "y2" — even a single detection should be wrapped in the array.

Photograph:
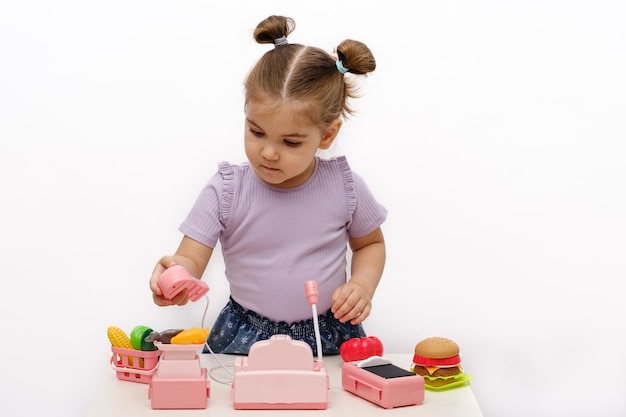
[{"x1": 336, "y1": 59, "x2": 349, "y2": 75}]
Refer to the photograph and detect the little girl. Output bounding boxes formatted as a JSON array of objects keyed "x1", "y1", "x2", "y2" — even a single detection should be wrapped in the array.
[{"x1": 149, "y1": 15, "x2": 387, "y2": 355}]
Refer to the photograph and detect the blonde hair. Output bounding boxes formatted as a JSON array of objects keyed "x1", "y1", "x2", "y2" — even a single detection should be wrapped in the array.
[{"x1": 245, "y1": 15, "x2": 376, "y2": 128}]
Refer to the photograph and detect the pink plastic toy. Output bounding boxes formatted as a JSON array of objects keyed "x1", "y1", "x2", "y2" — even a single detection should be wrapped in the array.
[
  {"x1": 230, "y1": 281, "x2": 330, "y2": 409},
  {"x1": 110, "y1": 347, "x2": 161, "y2": 384},
  {"x1": 342, "y1": 356, "x2": 425, "y2": 409},
  {"x1": 231, "y1": 335, "x2": 329, "y2": 409},
  {"x1": 340, "y1": 336, "x2": 384, "y2": 362},
  {"x1": 158, "y1": 265, "x2": 209, "y2": 302},
  {"x1": 148, "y1": 342, "x2": 210, "y2": 409}
]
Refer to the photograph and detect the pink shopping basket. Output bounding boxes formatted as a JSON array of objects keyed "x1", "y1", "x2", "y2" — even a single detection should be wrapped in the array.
[{"x1": 110, "y1": 347, "x2": 161, "y2": 384}]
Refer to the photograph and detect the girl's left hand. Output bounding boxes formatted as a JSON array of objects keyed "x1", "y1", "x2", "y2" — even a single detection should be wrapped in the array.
[{"x1": 331, "y1": 282, "x2": 371, "y2": 325}]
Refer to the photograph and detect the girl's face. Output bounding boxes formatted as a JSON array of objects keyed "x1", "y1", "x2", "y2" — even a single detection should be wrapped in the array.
[{"x1": 244, "y1": 98, "x2": 341, "y2": 189}]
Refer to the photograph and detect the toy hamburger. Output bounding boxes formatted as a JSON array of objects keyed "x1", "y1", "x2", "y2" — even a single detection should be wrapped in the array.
[{"x1": 410, "y1": 336, "x2": 472, "y2": 390}]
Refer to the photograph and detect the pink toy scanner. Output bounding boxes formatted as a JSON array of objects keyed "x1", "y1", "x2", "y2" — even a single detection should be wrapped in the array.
[
  {"x1": 342, "y1": 356, "x2": 425, "y2": 409},
  {"x1": 148, "y1": 342, "x2": 210, "y2": 409},
  {"x1": 158, "y1": 265, "x2": 209, "y2": 302},
  {"x1": 230, "y1": 281, "x2": 330, "y2": 410}
]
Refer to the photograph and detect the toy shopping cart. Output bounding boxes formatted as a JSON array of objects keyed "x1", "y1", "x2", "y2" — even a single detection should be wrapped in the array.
[{"x1": 110, "y1": 346, "x2": 162, "y2": 384}]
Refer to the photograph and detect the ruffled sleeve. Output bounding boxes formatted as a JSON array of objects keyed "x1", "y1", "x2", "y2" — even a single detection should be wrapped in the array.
[
  {"x1": 217, "y1": 161, "x2": 235, "y2": 225},
  {"x1": 178, "y1": 161, "x2": 235, "y2": 248},
  {"x1": 337, "y1": 155, "x2": 357, "y2": 218},
  {"x1": 338, "y1": 156, "x2": 388, "y2": 238}
]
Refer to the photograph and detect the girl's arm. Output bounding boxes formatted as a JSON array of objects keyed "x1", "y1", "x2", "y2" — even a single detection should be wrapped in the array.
[
  {"x1": 149, "y1": 236, "x2": 214, "y2": 306},
  {"x1": 331, "y1": 227, "x2": 386, "y2": 324}
]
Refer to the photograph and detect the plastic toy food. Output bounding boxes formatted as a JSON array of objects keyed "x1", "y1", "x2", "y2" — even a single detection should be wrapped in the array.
[
  {"x1": 130, "y1": 325, "x2": 158, "y2": 351},
  {"x1": 170, "y1": 327, "x2": 210, "y2": 344},
  {"x1": 107, "y1": 326, "x2": 135, "y2": 349},
  {"x1": 145, "y1": 329, "x2": 184, "y2": 344},
  {"x1": 109, "y1": 326, "x2": 161, "y2": 384},
  {"x1": 410, "y1": 336, "x2": 472, "y2": 390},
  {"x1": 340, "y1": 336, "x2": 384, "y2": 362}
]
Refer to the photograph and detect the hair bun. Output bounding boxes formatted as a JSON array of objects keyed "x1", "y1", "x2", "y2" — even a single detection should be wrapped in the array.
[{"x1": 254, "y1": 15, "x2": 295, "y2": 45}]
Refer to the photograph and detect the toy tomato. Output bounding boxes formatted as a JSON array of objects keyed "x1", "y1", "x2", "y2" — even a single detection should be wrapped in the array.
[{"x1": 340, "y1": 336, "x2": 384, "y2": 362}]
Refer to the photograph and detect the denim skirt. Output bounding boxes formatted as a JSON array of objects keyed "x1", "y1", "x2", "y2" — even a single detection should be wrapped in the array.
[{"x1": 203, "y1": 297, "x2": 366, "y2": 355}]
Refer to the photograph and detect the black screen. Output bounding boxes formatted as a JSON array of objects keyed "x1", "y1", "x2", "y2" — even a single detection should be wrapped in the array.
[{"x1": 362, "y1": 364, "x2": 416, "y2": 379}]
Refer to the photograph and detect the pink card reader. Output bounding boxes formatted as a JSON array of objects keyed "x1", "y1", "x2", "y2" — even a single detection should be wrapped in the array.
[{"x1": 342, "y1": 356, "x2": 425, "y2": 409}]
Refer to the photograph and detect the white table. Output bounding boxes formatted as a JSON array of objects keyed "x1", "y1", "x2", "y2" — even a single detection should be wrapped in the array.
[{"x1": 88, "y1": 353, "x2": 484, "y2": 416}]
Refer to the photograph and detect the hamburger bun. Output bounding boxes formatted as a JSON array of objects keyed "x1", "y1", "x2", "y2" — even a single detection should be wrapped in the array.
[{"x1": 414, "y1": 336, "x2": 459, "y2": 359}]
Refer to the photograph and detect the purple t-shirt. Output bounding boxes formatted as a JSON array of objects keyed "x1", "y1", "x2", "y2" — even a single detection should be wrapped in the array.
[{"x1": 180, "y1": 156, "x2": 387, "y2": 322}]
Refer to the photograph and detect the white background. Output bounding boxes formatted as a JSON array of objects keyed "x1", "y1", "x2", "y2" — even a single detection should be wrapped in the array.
[{"x1": 1, "y1": 1, "x2": 625, "y2": 416}]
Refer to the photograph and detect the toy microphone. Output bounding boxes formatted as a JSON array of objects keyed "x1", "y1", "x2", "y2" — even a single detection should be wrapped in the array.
[{"x1": 304, "y1": 280, "x2": 323, "y2": 363}]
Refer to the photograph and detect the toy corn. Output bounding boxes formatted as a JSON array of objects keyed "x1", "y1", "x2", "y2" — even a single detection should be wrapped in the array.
[{"x1": 107, "y1": 326, "x2": 135, "y2": 349}]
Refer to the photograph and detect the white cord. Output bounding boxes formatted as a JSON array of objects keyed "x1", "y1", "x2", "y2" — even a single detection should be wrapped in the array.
[
  {"x1": 204, "y1": 340, "x2": 235, "y2": 384},
  {"x1": 200, "y1": 294, "x2": 235, "y2": 384},
  {"x1": 200, "y1": 294, "x2": 210, "y2": 329}
]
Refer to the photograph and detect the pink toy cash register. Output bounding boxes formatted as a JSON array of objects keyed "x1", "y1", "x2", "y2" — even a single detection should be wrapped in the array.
[
  {"x1": 231, "y1": 335, "x2": 329, "y2": 409},
  {"x1": 230, "y1": 281, "x2": 330, "y2": 409}
]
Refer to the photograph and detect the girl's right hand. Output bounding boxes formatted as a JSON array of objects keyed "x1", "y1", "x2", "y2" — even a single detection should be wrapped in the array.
[{"x1": 149, "y1": 256, "x2": 189, "y2": 306}]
